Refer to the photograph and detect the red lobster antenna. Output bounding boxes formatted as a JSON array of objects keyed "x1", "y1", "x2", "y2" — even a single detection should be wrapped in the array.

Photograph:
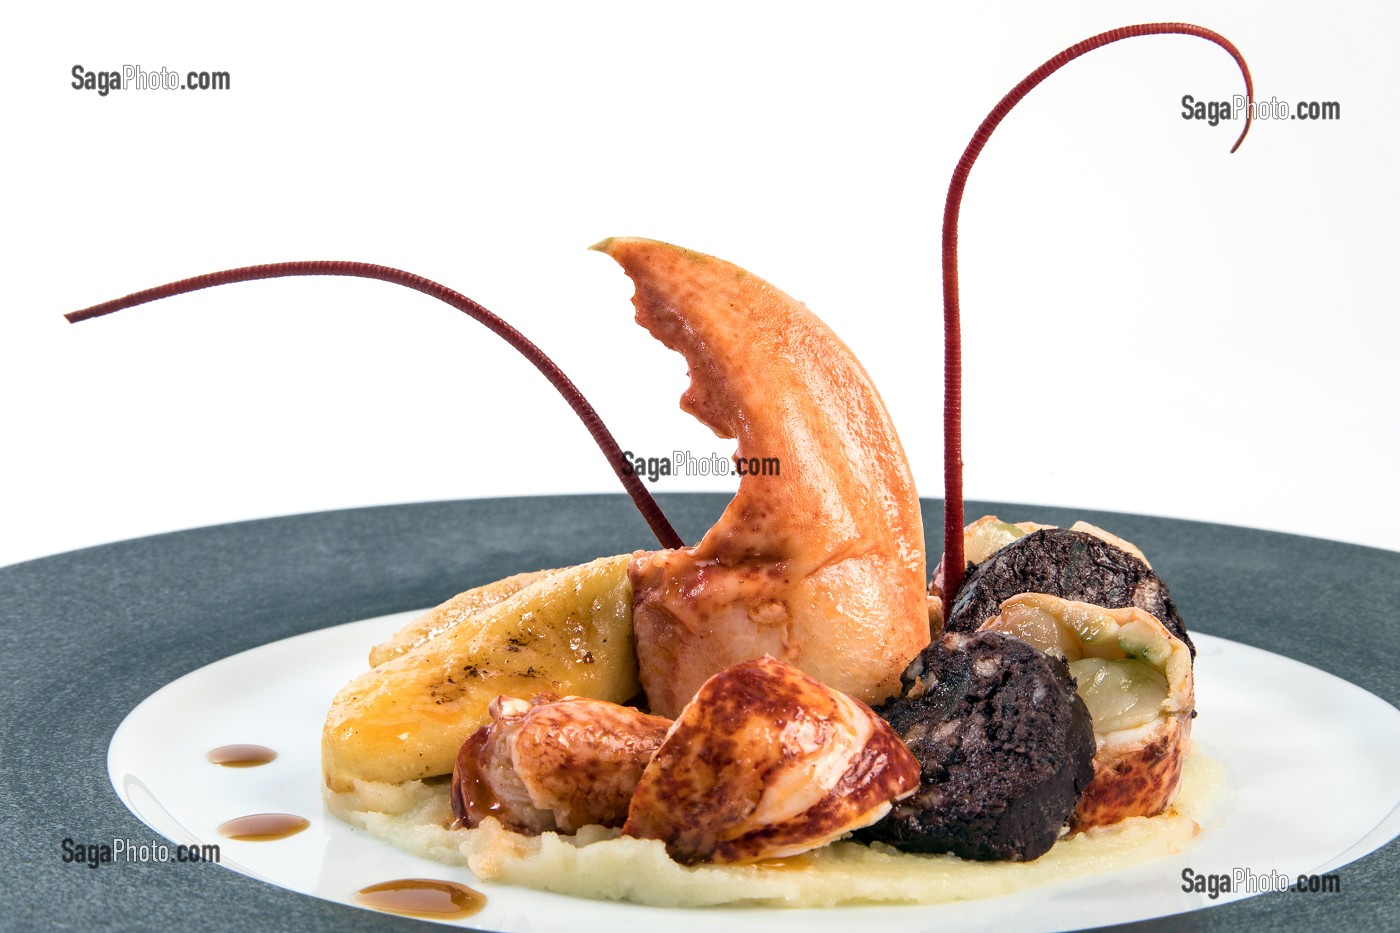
[
  {"x1": 66, "y1": 260, "x2": 685, "y2": 550},
  {"x1": 941, "y1": 23, "x2": 1252, "y2": 599}
]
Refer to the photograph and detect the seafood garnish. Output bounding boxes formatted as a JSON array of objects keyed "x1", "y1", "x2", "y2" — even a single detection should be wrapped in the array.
[
  {"x1": 934, "y1": 24, "x2": 1250, "y2": 597},
  {"x1": 451, "y1": 693, "x2": 671, "y2": 834},
  {"x1": 595, "y1": 237, "x2": 930, "y2": 718},
  {"x1": 980, "y1": 593, "x2": 1194, "y2": 829},
  {"x1": 622, "y1": 656, "x2": 920, "y2": 864}
]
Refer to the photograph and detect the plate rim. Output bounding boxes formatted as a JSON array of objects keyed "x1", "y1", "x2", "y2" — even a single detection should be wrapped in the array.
[{"x1": 4, "y1": 494, "x2": 1398, "y2": 932}]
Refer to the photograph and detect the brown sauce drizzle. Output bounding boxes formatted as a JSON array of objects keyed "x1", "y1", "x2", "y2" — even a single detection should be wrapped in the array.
[
  {"x1": 206, "y1": 744, "x2": 277, "y2": 767},
  {"x1": 449, "y1": 729, "x2": 501, "y2": 828},
  {"x1": 353, "y1": 879, "x2": 486, "y2": 920},
  {"x1": 217, "y1": 813, "x2": 309, "y2": 841}
]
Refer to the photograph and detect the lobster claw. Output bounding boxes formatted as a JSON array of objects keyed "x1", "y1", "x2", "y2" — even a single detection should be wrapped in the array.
[{"x1": 594, "y1": 238, "x2": 929, "y2": 718}]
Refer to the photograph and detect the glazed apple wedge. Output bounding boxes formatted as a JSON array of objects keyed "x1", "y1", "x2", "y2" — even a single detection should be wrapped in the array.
[
  {"x1": 979, "y1": 593, "x2": 1194, "y2": 829},
  {"x1": 322, "y1": 554, "x2": 640, "y2": 792},
  {"x1": 367, "y1": 568, "x2": 557, "y2": 667}
]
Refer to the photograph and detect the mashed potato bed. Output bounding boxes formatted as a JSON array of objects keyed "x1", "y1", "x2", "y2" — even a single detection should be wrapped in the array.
[{"x1": 325, "y1": 750, "x2": 1221, "y2": 909}]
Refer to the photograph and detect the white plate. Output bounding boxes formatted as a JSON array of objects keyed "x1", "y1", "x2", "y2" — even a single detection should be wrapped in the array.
[{"x1": 108, "y1": 617, "x2": 1400, "y2": 931}]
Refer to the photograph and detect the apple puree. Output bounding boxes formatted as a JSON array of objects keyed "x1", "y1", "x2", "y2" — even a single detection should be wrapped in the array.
[{"x1": 325, "y1": 749, "x2": 1221, "y2": 908}]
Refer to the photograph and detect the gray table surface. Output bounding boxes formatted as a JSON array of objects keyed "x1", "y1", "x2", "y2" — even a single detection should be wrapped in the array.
[{"x1": 2, "y1": 494, "x2": 1397, "y2": 931}]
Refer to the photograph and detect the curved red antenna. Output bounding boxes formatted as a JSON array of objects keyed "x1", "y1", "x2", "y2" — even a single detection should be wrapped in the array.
[
  {"x1": 66, "y1": 260, "x2": 685, "y2": 550},
  {"x1": 941, "y1": 23, "x2": 1253, "y2": 599}
]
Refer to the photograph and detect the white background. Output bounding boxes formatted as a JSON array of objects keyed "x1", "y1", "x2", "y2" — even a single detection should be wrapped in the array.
[{"x1": 3, "y1": 2, "x2": 1396, "y2": 569}]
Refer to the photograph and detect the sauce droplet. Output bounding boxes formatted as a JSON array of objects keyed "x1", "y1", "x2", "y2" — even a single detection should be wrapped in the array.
[
  {"x1": 217, "y1": 813, "x2": 309, "y2": 841},
  {"x1": 206, "y1": 744, "x2": 277, "y2": 767},
  {"x1": 353, "y1": 879, "x2": 486, "y2": 920}
]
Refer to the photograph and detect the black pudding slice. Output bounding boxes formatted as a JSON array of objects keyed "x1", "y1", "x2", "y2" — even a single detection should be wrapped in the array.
[
  {"x1": 858, "y1": 630, "x2": 1095, "y2": 861},
  {"x1": 945, "y1": 528, "x2": 1194, "y2": 657}
]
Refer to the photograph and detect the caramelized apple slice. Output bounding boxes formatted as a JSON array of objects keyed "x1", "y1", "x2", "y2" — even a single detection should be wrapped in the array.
[
  {"x1": 369, "y1": 568, "x2": 557, "y2": 667},
  {"x1": 980, "y1": 593, "x2": 1193, "y2": 829},
  {"x1": 322, "y1": 555, "x2": 639, "y2": 791}
]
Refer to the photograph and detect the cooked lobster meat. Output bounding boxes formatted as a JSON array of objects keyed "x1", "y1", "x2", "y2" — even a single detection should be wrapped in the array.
[
  {"x1": 451, "y1": 693, "x2": 671, "y2": 834},
  {"x1": 623, "y1": 656, "x2": 920, "y2": 863},
  {"x1": 595, "y1": 237, "x2": 931, "y2": 719}
]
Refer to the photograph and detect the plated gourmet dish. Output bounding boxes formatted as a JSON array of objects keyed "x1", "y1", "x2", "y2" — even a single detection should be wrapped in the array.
[
  {"x1": 318, "y1": 240, "x2": 1214, "y2": 907},
  {"x1": 71, "y1": 20, "x2": 1253, "y2": 918}
]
